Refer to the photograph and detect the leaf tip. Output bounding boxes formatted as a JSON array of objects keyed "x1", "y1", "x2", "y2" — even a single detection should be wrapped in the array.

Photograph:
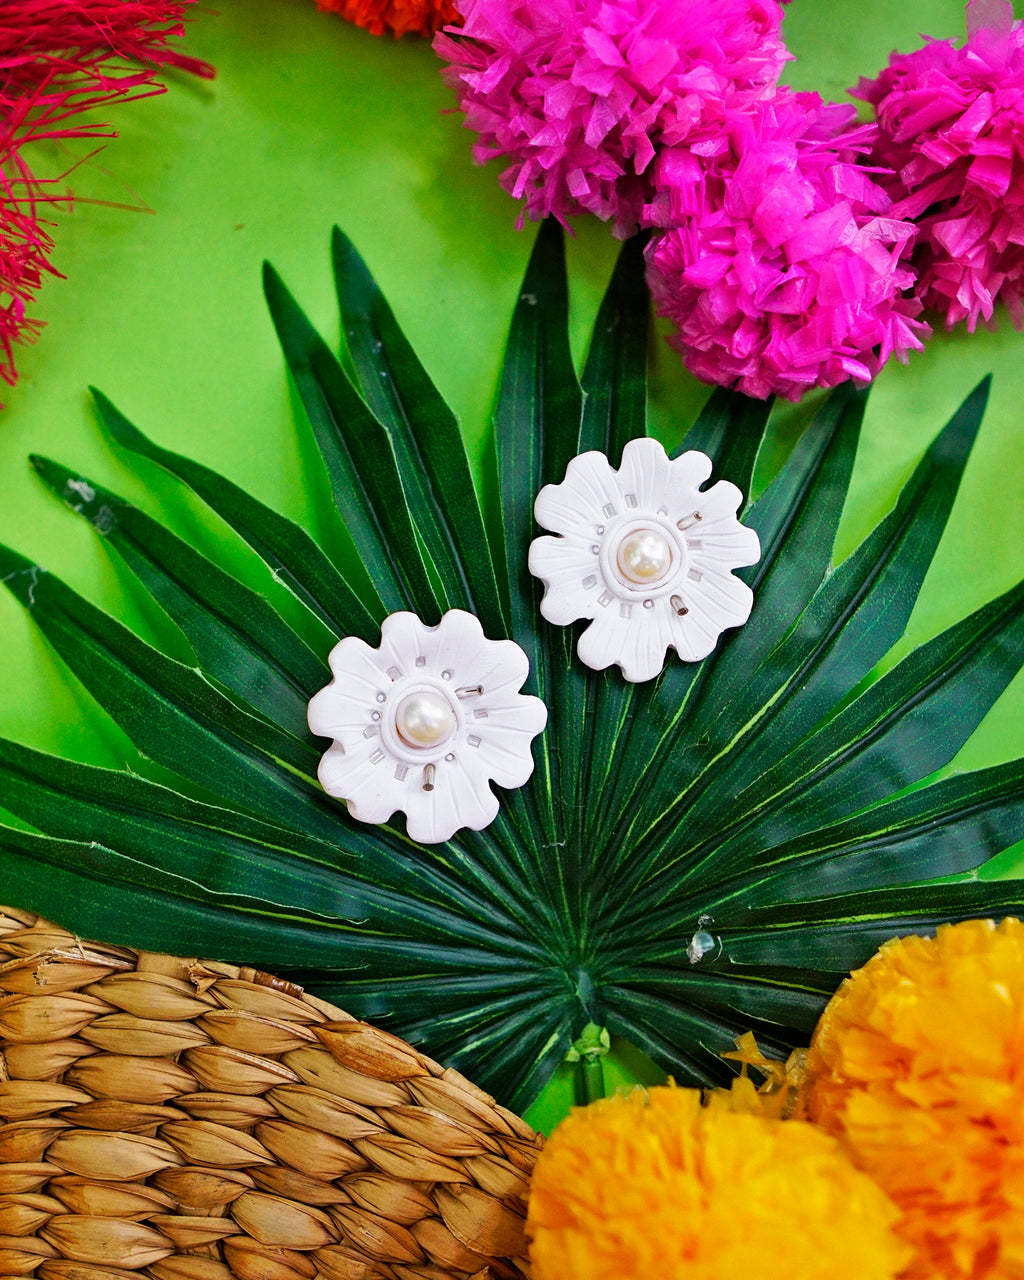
[
  {"x1": 262, "y1": 262, "x2": 299, "y2": 339},
  {"x1": 331, "y1": 225, "x2": 354, "y2": 258},
  {"x1": 28, "y1": 453, "x2": 61, "y2": 488},
  {"x1": 933, "y1": 374, "x2": 993, "y2": 466},
  {"x1": 90, "y1": 389, "x2": 143, "y2": 450},
  {"x1": 971, "y1": 372, "x2": 994, "y2": 405}
]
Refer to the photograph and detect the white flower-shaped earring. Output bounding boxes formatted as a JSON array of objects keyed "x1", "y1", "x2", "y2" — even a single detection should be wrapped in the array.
[
  {"x1": 308, "y1": 609, "x2": 547, "y2": 844},
  {"x1": 529, "y1": 437, "x2": 760, "y2": 682}
]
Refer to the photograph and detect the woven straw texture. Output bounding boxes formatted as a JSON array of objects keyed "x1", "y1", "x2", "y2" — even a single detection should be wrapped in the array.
[{"x1": 0, "y1": 907, "x2": 542, "y2": 1280}]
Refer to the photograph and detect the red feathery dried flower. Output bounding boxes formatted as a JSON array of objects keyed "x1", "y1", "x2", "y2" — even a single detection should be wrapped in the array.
[
  {"x1": 857, "y1": 0, "x2": 1024, "y2": 331},
  {"x1": 0, "y1": 1, "x2": 213, "y2": 401},
  {"x1": 316, "y1": 0, "x2": 459, "y2": 40},
  {"x1": 644, "y1": 89, "x2": 929, "y2": 401}
]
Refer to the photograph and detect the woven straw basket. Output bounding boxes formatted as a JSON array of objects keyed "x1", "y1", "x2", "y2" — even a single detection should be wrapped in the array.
[{"x1": 0, "y1": 907, "x2": 542, "y2": 1280}]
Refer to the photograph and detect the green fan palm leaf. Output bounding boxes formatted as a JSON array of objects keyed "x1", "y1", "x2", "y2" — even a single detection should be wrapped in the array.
[{"x1": 2, "y1": 220, "x2": 1023, "y2": 1113}]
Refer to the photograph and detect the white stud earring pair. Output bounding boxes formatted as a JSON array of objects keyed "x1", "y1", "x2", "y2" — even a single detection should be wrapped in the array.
[{"x1": 310, "y1": 439, "x2": 758, "y2": 842}]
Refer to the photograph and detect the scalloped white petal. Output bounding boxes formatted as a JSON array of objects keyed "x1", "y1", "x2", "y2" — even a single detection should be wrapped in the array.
[
  {"x1": 308, "y1": 609, "x2": 546, "y2": 844},
  {"x1": 529, "y1": 437, "x2": 760, "y2": 682}
]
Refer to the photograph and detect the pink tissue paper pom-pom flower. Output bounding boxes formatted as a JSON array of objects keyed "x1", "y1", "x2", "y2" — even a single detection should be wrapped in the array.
[
  {"x1": 433, "y1": 0, "x2": 790, "y2": 236},
  {"x1": 856, "y1": 0, "x2": 1024, "y2": 331},
  {"x1": 644, "y1": 89, "x2": 930, "y2": 401}
]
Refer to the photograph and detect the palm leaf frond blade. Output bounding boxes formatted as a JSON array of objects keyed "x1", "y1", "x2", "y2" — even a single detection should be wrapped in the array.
[
  {"x1": 263, "y1": 264, "x2": 435, "y2": 618},
  {"x1": 91, "y1": 388, "x2": 382, "y2": 643},
  {"x1": 30, "y1": 454, "x2": 325, "y2": 739},
  {"x1": 331, "y1": 228, "x2": 507, "y2": 638}
]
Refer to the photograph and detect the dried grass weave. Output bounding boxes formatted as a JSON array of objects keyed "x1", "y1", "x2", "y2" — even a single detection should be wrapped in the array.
[{"x1": 0, "y1": 907, "x2": 542, "y2": 1280}]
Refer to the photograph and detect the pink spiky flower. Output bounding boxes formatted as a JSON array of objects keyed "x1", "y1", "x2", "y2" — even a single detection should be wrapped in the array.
[
  {"x1": 857, "y1": 0, "x2": 1024, "y2": 331},
  {"x1": 644, "y1": 89, "x2": 929, "y2": 401},
  {"x1": 434, "y1": 0, "x2": 789, "y2": 236}
]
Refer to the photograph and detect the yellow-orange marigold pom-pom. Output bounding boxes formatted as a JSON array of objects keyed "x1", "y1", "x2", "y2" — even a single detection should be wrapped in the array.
[
  {"x1": 806, "y1": 918, "x2": 1024, "y2": 1280},
  {"x1": 526, "y1": 1084, "x2": 909, "y2": 1280},
  {"x1": 314, "y1": 0, "x2": 458, "y2": 38}
]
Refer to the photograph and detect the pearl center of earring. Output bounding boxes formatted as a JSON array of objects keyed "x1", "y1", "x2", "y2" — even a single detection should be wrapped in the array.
[
  {"x1": 394, "y1": 689, "x2": 455, "y2": 749},
  {"x1": 616, "y1": 527, "x2": 674, "y2": 585}
]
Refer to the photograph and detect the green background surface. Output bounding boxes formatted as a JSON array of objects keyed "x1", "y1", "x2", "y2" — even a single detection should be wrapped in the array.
[{"x1": 0, "y1": 0, "x2": 1022, "y2": 1132}]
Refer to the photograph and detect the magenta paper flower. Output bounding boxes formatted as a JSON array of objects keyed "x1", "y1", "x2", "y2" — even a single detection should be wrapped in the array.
[
  {"x1": 434, "y1": 0, "x2": 789, "y2": 235},
  {"x1": 644, "y1": 89, "x2": 929, "y2": 401},
  {"x1": 856, "y1": 0, "x2": 1024, "y2": 331}
]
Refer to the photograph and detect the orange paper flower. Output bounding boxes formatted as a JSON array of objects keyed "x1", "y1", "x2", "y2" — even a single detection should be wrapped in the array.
[
  {"x1": 526, "y1": 1084, "x2": 909, "y2": 1280},
  {"x1": 315, "y1": 0, "x2": 458, "y2": 39},
  {"x1": 806, "y1": 918, "x2": 1024, "y2": 1279}
]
